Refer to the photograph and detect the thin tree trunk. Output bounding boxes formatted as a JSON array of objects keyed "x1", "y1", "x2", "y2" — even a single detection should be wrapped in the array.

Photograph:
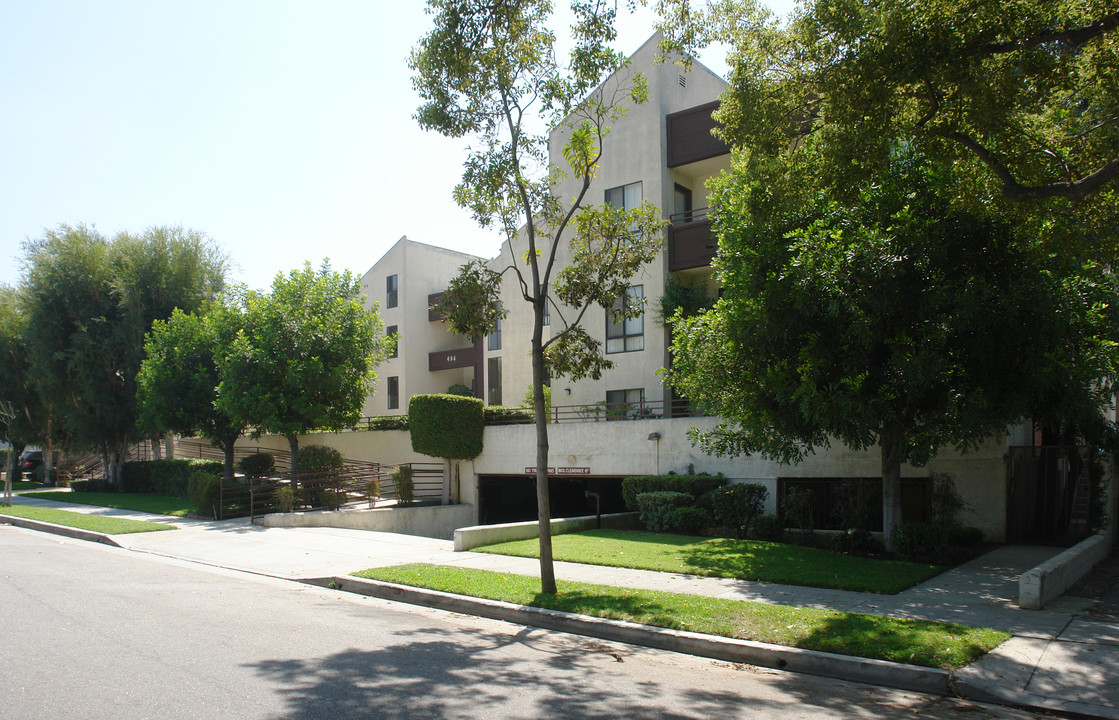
[
  {"x1": 151, "y1": 435, "x2": 163, "y2": 461},
  {"x1": 532, "y1": 316, "x2": 556, "y2": 594},
  {"x1": 164, "y1": 434, "x2": 176, "y2": 459},
  {"x1": 222, "y1": 433, "x2": 237, "y2": 480},
  {"x1": 880, "y1": 428, "x2": 903, "y2": 552},
  {"x1": 442, "y1": 458, "x2": 452, "y2": 505}
]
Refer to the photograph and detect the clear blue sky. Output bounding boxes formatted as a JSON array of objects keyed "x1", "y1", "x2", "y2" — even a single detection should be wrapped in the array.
[{"x1": 0, "y1": 1, "x2": 796, "y2": 293}]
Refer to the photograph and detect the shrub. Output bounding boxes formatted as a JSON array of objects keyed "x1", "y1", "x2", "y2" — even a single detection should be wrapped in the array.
[
  {"x1": 393, "y1": 465, "x2": 415, "y2": 505},
  {"x1": 832, "y1": 478, "x2": 879, "y2": 532},
  {"x1": 947, "y1": 525, "x2": 985, "y2": 548},
  {"x1": 832, "y1": 527, "x2": 876, "y2": 555},
  {"x1": 367, "y1": 479, "x2": 382, "y2": 499},
  {"x1": 930, "y1": 473, "x2": 969, "y2": 528},
  {"x1": 295, "y1": 445, "x2": 344, "y2": 478},
  {"x1": 891, "y1": 522, "x2": 948, "y2": 559},
  {"x1": 150, "y1": 459, "x2": 223, "y2": 497},
  {"x1": 319, "y1": 489, "x2": 346, "y2": 510},
  {"x1": 483, "y1": 406, "x2": 534, "y2": 424},
  {"x1": 447, "y1": 383, "x2": 473, "y2": 396},
  {"x1": 782, "y1": 486, "x2": 816, "y2": 540},
  {"x1": 746, "y1": 514, "x2": 783, "y2": 541},
  {"x1": 188, "y1": 471, "x2": 221, "y2": 518},
  {"x1": 621, "y1": 473, "x2": 728, "y2": 511},
  {"x1": 521, "y1": 384, "x2": 551, "y2": 418},
  {"x1": 238, "y1": 453, "x2": 275, "y2": 478},
  {"x1": 409, "y1": 394, "x2": 485, "y2": 459},
  {"x1": 636, "y1": 491, "x2": 693, "y2": 532},
  {"x1": 121, "y1": 461, "x2": 154, "y2": 493},
  {"x1": 710, "y1": 483, "x2": 767, "y2": 535},
  {"x1": 274, "y1": 485, "x2": 295, "y2": 513},
  {"x1": 367, "y1": 415, "x2": 410, "y2": 431},
  {"x1": 70, "y1": 478, "x2": 109, "y2": 492},
  {"x1": 668, "y1": 506, "x2": 709, "y2": 535}
]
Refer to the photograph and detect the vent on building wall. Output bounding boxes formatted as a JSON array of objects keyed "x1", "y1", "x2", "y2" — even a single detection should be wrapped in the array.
[{"x1": 678, "y1": 74, "x2": 687, "y2": 88}]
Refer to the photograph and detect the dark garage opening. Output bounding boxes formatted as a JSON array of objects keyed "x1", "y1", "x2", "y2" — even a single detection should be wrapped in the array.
[{"x1": 477, "y1": 475, "x2": 627, "y2": 526}]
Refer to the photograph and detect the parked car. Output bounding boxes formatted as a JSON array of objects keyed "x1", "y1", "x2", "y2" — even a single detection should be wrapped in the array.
[{"x1": 19, "y1": 450, "x2": 43, "y2": 474}]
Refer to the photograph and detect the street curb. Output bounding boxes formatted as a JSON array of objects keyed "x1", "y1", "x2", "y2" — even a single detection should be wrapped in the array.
[
  {"x1": 309, "y1": 574, "x2": 952, "y2": 696},
  {"x1": 952, "y1": 676, "x2": 1119, "y2": 720},
  {"x1": 0, "y1": 515, "x2": 125, "y2": 548}
]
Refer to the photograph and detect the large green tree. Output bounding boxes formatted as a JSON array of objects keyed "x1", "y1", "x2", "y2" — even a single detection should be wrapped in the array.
[
  {"x1": 668, "y1": 153, "x2": 1119, "y2": 548},
  {"x1": 217, "y1": 262, "x2": 389, "y2": 478},
  {"x1": 21, "y1": 225, "x2": 227, "y2": 485},
  {"x1": 658, "y1": 0, "x2": 1119, "y2": 255},
  {"x1": 412, "y1": 0, "x2": 665, "y2": 593},
  {"x1": 0, "y1": 286, "x2": 48, "y2": 502},
  {"x1": 137, "y1": 304, "x2": 246, "y2": 479}
]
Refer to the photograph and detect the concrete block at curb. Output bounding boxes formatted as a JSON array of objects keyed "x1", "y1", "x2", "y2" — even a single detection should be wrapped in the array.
[
  {"x1": 0, "y1": 515, "x2": 122, "y2": 548},
  {"x1": 312, "y1": 574, "x2": 951, "y2": 696}
]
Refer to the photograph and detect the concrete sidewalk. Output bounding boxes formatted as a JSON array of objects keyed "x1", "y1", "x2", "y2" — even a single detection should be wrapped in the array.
[{"x1": 4, "y1": 493, "x2": 1116, "y2": 718}]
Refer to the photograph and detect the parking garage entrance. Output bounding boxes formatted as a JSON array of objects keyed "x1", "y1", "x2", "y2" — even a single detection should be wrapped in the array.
[{"x1": 477, "y1": 474, "x2": 627, "y2": 526}]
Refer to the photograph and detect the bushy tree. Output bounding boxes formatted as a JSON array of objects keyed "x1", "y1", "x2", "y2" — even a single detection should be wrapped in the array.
[
  {"x1": 217, "y1": 262, "x2": 390, "y2": 479},
  {"x1": 137, "y1": 304, "x2": 245, "y2": 479},
  {"x1": 20, "y1": 225, "x2": 227, "y2": 486},
  {"x1": 412, "y1": 0, "x2": 666, "y2": 592},
  {"x1": 668, "y1": 153, "x2": 1119, "y2": 548},
  {"x1": 658, "y1": 0, "x2": 1119, "y2": 257}
]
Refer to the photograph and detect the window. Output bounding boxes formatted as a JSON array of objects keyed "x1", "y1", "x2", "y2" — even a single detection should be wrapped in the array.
[
  {"x1": 387, "y1": 376, "x2": 399, "y2": 410},
  {"x1": 605, "y1": 181, "x2": 642, "y2": 210},
  {"x1": 606, "y1": 285, "x2": 644, "y2": 354},
  {"x1": 487, "y1": 357, "x2": 502, "y2": 406},
  {"x1": 542, "y1": 300, "x2": 550, "y2": 326},
  {"x1": 488, "y1": 308, "x2": 502, "y2": 351},
  {"x1": 673, "y1": 183, "x2": 693, "y2": 223},
  {"x1": 386, "y1": 274, "x2": 398, "y2": 309},
  {"x1": 386, "y1": 325, "x2": 398, "y2": 358},
  {"x1": 606, "y1": 388, "x2": 645, "y2": 420}
]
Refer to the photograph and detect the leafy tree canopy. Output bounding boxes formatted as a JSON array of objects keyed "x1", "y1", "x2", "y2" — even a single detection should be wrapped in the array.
[
  {"x1": 658, "y1": 0, "x2": 1119, "y2": 256},
  {"x1": 668, "y1": 152, "x2": 1119, "y2": 544},
  {"x1": 217, "y1": 262, "x2": 389, "y2": 474}
]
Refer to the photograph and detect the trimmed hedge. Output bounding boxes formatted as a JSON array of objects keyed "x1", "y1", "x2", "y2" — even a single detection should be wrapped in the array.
[
  {"x1": 188, "y1": 470, "x2": 221, "y2": 518},
  {"x1": 119, "y1": 459, "x2": 224, "y2": 496},
  {"x1": 238, "y1": 452, "x2": 275, "y2": 478},
  {"x1": 710, "y1": 483, "x2": 768, "y2": 536},
  {"x1": 410, "y1": 394, "x2": 484, "y2": 460},
  {"x1": 295, "y1": 445, "x2": 343, "y2": 478},
  {"x1": 621, "y1": 473, "x2": 728, "y2": 511},
  {"x1": 635, "y1": 491, "x2": 693, "y2": 532}
]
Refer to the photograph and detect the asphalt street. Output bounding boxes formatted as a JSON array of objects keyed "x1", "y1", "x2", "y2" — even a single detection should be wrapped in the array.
[{"x1": 0, "y1": 526, "x2": 1050, "y2": 720}]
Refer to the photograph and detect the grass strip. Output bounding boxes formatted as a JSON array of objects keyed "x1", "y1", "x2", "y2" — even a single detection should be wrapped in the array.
[
  {"x1": 355, "y1": 563, "x2": 1007, "y2": 670},
  {"x1": 0, "y1": 503, "x2": 177, "y2": 534},
  {"x1": 20, "y1": 491, "x2": 193, "y2": 517},
  {"x1": 473, "y1": 529, "x2": 943, "y2": 594}
]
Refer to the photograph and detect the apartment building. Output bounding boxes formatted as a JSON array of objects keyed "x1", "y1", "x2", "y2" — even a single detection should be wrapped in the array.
[
  {"x1": 361, "y1": 34, "x2": 730, "y2": 418},
  {"x1": 359, "y1": 236, "x2": 484, "y2": 417}
]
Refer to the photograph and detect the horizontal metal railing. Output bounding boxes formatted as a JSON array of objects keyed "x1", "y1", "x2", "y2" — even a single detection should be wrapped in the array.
[{"x1": 357, "y1": 399, "x2": 702, "y2": 429}]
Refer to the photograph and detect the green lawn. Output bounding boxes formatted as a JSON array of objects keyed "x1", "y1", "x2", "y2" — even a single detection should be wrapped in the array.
[
  {"x1": 20, "y1": 490, "x2": 194, "y2": 517},
  {"x1": 473, "y1": 529, "x2": 944, "y2": 594},
  {"x1": 0, "y1": 503, "x2": 177, "y2": 534},
  {"x1": 355, "y1": 563, "x2": 1007, "y2": 670}
]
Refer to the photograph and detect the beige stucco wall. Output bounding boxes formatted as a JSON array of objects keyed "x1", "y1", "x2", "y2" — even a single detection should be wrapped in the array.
[{"x1": 359, "y1": 237, "x2": 483, "y2": 416}]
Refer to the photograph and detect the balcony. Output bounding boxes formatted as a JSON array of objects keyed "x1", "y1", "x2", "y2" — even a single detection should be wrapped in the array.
[
  {"x1": 668, "y1": 208, "x2": 717, "y2": 271},
  {"x1": 427, "y1": 292, "x2": 446, "y2": 321},
  {"x1": 428, "y1": 340, "x2": 481, "y2": 371},
  {"x1": 666, "y1": 101, "x2": 730, "y2": 169}
]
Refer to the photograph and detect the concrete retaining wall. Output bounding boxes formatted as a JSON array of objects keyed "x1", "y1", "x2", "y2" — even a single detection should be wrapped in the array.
[
  {"x1": 455, "y1": 512, "x2": 642, "y2": 551},
  {"x1": 260, "y1": 503, "x2": 474, "y2": 541},
  {"x1": 1019, "y1": 533, "x2": 1113, "y2": 609}
]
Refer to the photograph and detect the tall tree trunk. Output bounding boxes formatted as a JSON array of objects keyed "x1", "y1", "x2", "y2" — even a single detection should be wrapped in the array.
[
  {"x1": 531, "y1": 315, "x2": 556, "y2": 594},
  {"x1": 43, "y1": 417, "x2": 54, "y2": 486},
  {"x1": 442, "y1": 458, "x2": 452, "y2": 505},
  {"x1": 880, "y1": 428, "x2": 903, "y2": 552},
  {"x1": 221, "y1": 433, "x2": 237, "y2": 480},
  {"x1": 287, "y1": 434, "x2": 299, "y2": 479},
  {"x1": 164, "y1": 434, "x2": 176, "y2": 460},
  {"x1": 151, "y1": 434, "x2": 163, "y2": 461}
]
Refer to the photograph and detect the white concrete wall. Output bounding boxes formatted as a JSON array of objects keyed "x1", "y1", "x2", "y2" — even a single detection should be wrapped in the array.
[{"x1": 262, "y1": 503, "x2": 475, "y2": 541}]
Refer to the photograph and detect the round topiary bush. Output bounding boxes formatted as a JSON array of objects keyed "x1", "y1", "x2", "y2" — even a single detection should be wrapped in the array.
[
  {"x1": 295, "y1": 445, "x2": 344, "y2": 478},
  {"x1": 239, "y1": 452, "x2": 276, "y2": 478}
]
